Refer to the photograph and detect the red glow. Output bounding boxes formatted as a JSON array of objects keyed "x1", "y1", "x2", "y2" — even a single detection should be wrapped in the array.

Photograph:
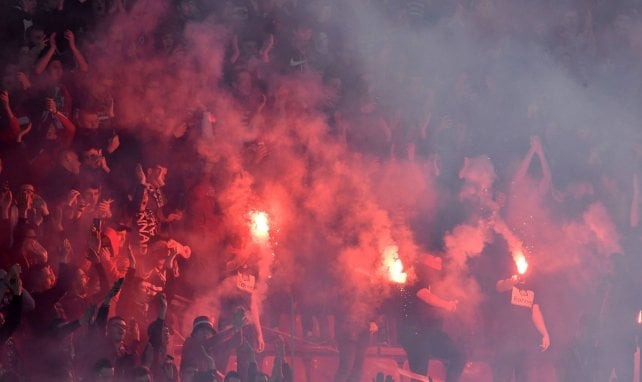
[
  {"x1": 249, "y1": 210, "x2": 270, "y2": 242},
  {"x1": 383, "y1": 245, "x2": 407, "y2": 284},
  {"x1": 514, "y1": 250, "x2": 528, "y2": 275}
]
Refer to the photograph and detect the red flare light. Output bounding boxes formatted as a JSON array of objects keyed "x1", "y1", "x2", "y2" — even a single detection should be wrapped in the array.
[
  {"x1": 383, "y1": 245, "x2": 407, "y2": 284},
  {"x1": 249, "y1": 210, "x2": 270, "y2": 242},
  {"x1": 514, "y1": 250, "x2": 528, "y2": 275}
]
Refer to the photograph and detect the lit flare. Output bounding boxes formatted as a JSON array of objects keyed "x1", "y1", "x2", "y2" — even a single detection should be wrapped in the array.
[
  {"x1": 513, "y1": 250, "x2": 528, "y2": 275},
  {"x1": 383, "y1": 245, "x2": 407, "y2": 284},
  {"x1": 249, "y1": 211, "x2": 270, "y2": 242}
]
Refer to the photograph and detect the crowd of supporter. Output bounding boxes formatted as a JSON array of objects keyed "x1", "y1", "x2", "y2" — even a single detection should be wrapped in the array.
[{"x1": 1, "y1": 0, "x2": 642, "y2": 381}]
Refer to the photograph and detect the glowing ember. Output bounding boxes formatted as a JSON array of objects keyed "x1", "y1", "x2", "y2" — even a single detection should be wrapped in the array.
[
  {"x1": 514, "y1": 250, "x2": 528, "y2": 275},
  {"x1": 383, "y1": 245, "x2": 407, "y2": 284},
  {"x1": 249, "y1": 211, "x2": 270, "y2": 242}
]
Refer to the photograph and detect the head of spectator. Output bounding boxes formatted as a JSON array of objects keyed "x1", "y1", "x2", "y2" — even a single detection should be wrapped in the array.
[
  {"x1": 77, "y1": 107, "x2": 101, "y2": 130},
  {"x1": 224, "y1": 371, "x2": 242, "y2": 382},
  {"x1": 26, "y1": 263, "x2": 56, "y2": 292},
  {"x1": 80, "y1": 183, "x2": 101, "y2": 210},
  {"x1": 81, "y1": 148, "x2": 104, "y2": 170},
  {"x1": 59, "y1": 150, "x2": 82, "y2": 175},
  {"x1": 1, "y1": 65, "x2": 21, "y2": 93},
  {"x1": 191, "y1": 315, "x2": 216, "y2": 341},
  {"x1": 146, "y1": 165, "x2": 168, "y2": 188},
  {"x1": 177, "y1": 0, "x2": 200, "y2": 20},
  {"x1": 107, "y1": 316, "x2": 127, "y2": 343},
  {"x1": 92, "y1": 358, "x2": 115, "y2": 382},
  {"x1": 291, "y1": 20, "x2": 313, "y2": 50},
  {"x1": 130, "y1": 366, "x2": 153, "y2": 382},
  {"x1": 46, "y1": 59, "x2": 65, "y2": 85},
  {"x1": 71, "y1": 267, "x2": 90, "y2": 297},
  {"x1": 19, "y1": 225, "x2": 48, "y2": 266},
  {"x1": 18, "y1": 0, "x2": 37, "y2": 15},
  {"x1": 26, "y1": 24, "x2": 46, "y2": 49}
]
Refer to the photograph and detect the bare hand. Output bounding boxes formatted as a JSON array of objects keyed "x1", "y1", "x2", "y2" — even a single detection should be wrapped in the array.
[
  {"x1": 540, "y1": 334, "x2": 550, "y2": 351},
  {"x1": 33, "y1": 194, "x2": 49, "y2": 216},
  {"x1": 61, "y1": 238, "x2": 73, "y2": 263},
  {"x1": 96, "y1": 199, "x2": 113, "y2": 219},
  {"x1": 135, "y1": 163, "x2": 146, "y2": 184},
  {"x1": 446, "y1": 300, "x2": 458, "y2": 313},
  {"x1": 106, "y1": 134, "x2": 120, "y2": 154},
  {"x1": 16, "y1": 72, "x2": 30, "y2": 90},
  {"x1": 0, "y1": 188, "x2": 12, "y2": 212},
  {"x1": 0, "y1": 90, "x2": 9, "y2": 107},
  {"x1": 166, "y1": 210, "x2": 183, "y2": 222},
  {"x1": 49, "y1": 32, "x2": 57, "y2": 50},
  {"x1": 66, "y1": 189, "x2": 80, "y2": 207},
  {"x1": 369, "y1": 321, "x2": 378, "y2": 334},
  {"x1": 63, "y1": 30, "x2": 75, "y2": 47},
  {"x1": 127, "y1": 245, "x2": 136, "y2": 268},
  {"x1": 86, "y1": 248, "x2": 100, "y2": 264},
  {"x1": 257, "y1": 333, "x2": 265, "y2": 353}
]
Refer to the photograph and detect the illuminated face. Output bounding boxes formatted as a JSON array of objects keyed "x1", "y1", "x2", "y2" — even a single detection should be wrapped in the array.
[
  {"x1": 82, "y1": 187, "x2": 100, "y2": 208},
  {"x1": 62, "y1": 151, "x2": 81, "y2": 174},
  {"x1": 33, "y1": 265, "x2": 56, "y2": 291},
  {"x1": 78, "y1": 111, "x2": 100, "y2": 130},
  {"x1": 47, "y1": 60, "x2": 64, "y2": 83},
  {"x1": 161, "y1": 33, "x2": 175, "y2": 51},
  {"x1": 20, "y1": 184, "x2": 35, "y2": 199},
  {"x1": 22, "y1": 234, "x2": 48, "y2": 266},
  {"x1": 73, "y1": 269, "x2": 89, "y2": 295},
  {"x1": 108, "y1": 319, "x2": 127, "y2": 342},
  {"x1": 82, "y1": 149, "x2": 102, "y2": 169},
  {"x1": 21, "y1": 0, "x2": 37, "y2": 13},
  {"x1": 293, "y1": 27, "x2": 312, "y2": 46},
  {"x1": 29, "y1": 28, "x2": 45, "y2": 46},
  {"x1": 148, "y1": 166, "x2": 167, "y2": 187}
]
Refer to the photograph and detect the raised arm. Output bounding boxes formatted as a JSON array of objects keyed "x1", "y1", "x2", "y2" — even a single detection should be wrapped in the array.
[
  {"x1": 416, "y1": 286, "x2": 458, "y2": 312},
  {"x1": 64, "y1": 30, "x2": 89, "y2": 73},
  {"x1": 250, "y1": 291, "x2": 265, "y2": 353},
  {"x1": 34, "y1": 33, "x2": 57, "y2": 75}
]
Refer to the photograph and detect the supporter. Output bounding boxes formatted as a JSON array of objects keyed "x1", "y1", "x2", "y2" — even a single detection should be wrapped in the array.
[{"x1": 0, "y1": 0, "x2": 38, "y2": 52}]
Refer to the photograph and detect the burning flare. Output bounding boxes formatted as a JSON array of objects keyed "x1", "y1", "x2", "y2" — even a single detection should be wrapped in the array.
[
  {"x1": 513, "y1": 250, "x2": 528, "y2": 275},
  {"x1": 249, "y1": 210, "x2": 270, "y2": 242},
  {"x1": 383, "y1": 245, "x2": 407, "y2": 284}
]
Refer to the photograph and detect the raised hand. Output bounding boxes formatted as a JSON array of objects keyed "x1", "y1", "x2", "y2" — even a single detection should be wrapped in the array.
[
  {"x1": 48, "y1": 32, "x2": 57, "y2": 50},
  {"x1": 64, "y1": 30, "x2": 76, "y2": 47},
  {"x1": 0, "y1": 90, "x2": 9, "y2": 107},
  {"x1": 135, "y1": 163, "x2": 146, "y2": 185}
]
